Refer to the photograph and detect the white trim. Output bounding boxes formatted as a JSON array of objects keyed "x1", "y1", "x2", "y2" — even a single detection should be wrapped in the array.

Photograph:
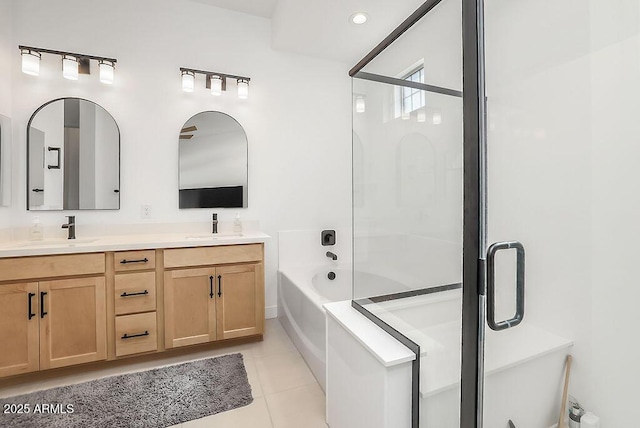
[{"x1": 265, "y1": 305, "x2": 278, "y2": 319}]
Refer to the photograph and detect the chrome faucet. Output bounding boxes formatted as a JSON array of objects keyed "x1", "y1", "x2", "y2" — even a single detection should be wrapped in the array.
[
  {"x1": 61, "y1": 215, "x2": 76, "y2": 239},
  {"x1": 326, "y1": 251, "x2": 338, "y2": 261},
  {"x1": 212, "y1": 213, "x2": 218, "y2": 234}
]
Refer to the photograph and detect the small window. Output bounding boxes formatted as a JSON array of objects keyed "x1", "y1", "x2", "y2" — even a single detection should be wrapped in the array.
[{"x1": 401, "y1": 68, "x2": 425, "y2": 114}]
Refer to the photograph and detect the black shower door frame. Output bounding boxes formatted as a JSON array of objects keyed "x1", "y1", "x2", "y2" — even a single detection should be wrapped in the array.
[{"x1": 349, "y1": 0, "x2": 485, "y2": 427}]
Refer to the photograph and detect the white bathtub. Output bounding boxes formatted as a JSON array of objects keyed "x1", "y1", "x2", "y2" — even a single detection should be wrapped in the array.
[
  {"x1": 278, "y1": 265, "x2": 402, "y2": 391},
  {"x1": 365, "y1": 289, "x2": 575, "y2": 428}
]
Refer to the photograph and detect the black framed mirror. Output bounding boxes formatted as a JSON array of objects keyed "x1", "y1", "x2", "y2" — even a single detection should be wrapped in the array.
[
  {"x1": 27, "y1": 98, "x2": 120, "y2": 210},
  {"x1": 178, "y1": 111, "x2": 248, "y2": 208}
]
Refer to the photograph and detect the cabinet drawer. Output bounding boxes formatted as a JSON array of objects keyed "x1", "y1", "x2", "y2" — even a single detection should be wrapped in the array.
[
  {"x1": 164, "y1": 244, "x2": 262, "y2": 268},
  {"x1": 114, "y1": 272, "x2": 156, "y2": 315},
  {"x1": 115, "y1": 312, "x2": 157, "y2": 357},
  {"x1": 0, "y1": 253, "x2": 105, "y2": 282},
  {"x1": 114, "y1": 250, "x2": 156, "y2": 272}
]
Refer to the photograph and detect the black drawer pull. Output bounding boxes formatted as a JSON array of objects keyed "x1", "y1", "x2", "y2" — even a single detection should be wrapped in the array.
[
  {"x1": 32, "y1": 188, "x2": 44, "y2": 192},
  {"x1": 28, "y1": 292, "x2": 36, "y2": 320},
  {"x1": 120, "y1": 290, "x2": 149, "y2": 297},
  {"x1": 40, "y1": 291, "x2": 47, "y2": 318},
  {"x1": 121, "y1": 331, "x2": 149, "y2": 339},
  {"x1": 120, "y1": 258, "x2": 149, "y2": 264}
]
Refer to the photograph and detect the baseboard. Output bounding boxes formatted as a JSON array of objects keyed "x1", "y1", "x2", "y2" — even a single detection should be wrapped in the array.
[{"x1": 265, "y1": 305, "x2": 278, "y2": 319}]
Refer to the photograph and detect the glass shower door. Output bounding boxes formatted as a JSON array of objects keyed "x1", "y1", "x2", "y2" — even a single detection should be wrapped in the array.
[
  {"x1": 478, "y1": 0, "x2": 606, "y2": 427},
  {"x1": 350, "y1": 1, "x2": 465, "y2": 427}
]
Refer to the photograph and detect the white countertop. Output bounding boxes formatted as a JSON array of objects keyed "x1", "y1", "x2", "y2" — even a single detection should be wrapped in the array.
[
  {"x1": 0, "y1": 231, "x2": 270, "y2": 258},
  {"x1": 324, "y1": 300, "x2": 416, "y2": 367}
]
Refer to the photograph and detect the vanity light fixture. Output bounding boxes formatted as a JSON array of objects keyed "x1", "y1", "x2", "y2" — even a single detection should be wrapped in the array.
[
  {"x1": 20, "y1": 48, "x2": 41, "y2": 76},
  {"x1": 237, "y1": 79, "x2": 249, "y2": 99},
  {"x1": 210, "y1": 75, "x2": 223, "y2": 96},
  {"x1": 180, "y1": 67, "x2": 251, "y2": 99},
  {"x1": 417, "y1": 109, "x2": 426, "y2": 122},
  {"x1": 432, "y1": 112, "x2": 442, "y2": 125},
  {"x1": 182, "y1": 70, "x2": 195, "y2": 92},
  {"x1": 98, "y1": 60, "x2": 115, "y2": 84},
  {"x1": 62, "y1": 55, "x2": 79, "y2": 80},
  {"x1": 18, "y1": 45, "x2": 117, "y2": 84}
]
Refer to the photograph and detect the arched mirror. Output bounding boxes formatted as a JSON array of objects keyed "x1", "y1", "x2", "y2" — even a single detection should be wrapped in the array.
[
  {"x1": 178, "y1": 111, "x2": 248, "y2": 208},
  {"x1": 27, "y1": 98, "x2": 120, "y2": 210}
]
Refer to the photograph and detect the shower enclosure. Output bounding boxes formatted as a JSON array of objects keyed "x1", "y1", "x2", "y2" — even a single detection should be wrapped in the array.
[{"x1": 351, "y1": 0, "x2": 639, "y2": 427}]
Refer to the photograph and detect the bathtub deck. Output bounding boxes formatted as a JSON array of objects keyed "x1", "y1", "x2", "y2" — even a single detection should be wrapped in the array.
[
  {"x1": 324, "y1": 301, "x2": 415, "y2": 367},
  {"x1": 418, "y1": 322, "x2": 572, "y2": 397}
]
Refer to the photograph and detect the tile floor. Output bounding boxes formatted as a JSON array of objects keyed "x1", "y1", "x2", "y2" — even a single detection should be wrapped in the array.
[{"x1": 0, "y1": 319, "x2": 328, "y2": 428}]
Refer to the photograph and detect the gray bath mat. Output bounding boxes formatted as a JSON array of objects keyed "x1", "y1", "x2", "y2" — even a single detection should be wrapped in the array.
[{"x1": 0, "y1": 353, "x2": 253, "y2": 428}]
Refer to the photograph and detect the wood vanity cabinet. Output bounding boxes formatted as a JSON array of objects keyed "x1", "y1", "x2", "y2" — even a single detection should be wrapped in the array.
[
  {"x1": 39, "y1": 277, "x2": 106, "y2": 370},
  {"x1": 216, "y1": 263, "x2": 263, "y2": 340},
  {"x1": 0, "y1": 282, "x2": 39, "y2": 377},
  {"x1": 164, "y1": 267, "x2": 217, "y2": 348},
  {"x1": 0, "y1": 241, "x2": 265, "y2": 379},
  {"x1": 164, "y1": 244, "x2": 264, "y2": 349},
  {"x1": 0, "y1": 254, "x2": 107, "y2": 377},
  {"x1": 112, "y1": 250, "x2": 158, "y2": 358}
]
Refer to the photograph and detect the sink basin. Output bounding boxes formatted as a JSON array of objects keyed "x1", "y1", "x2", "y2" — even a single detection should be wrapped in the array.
[
  {"x1": 12, "y1": 238, "x2": 99, "y2": 248},
  {"x1": 185, "y1": 233, "x2": 243, "y2": 240}
]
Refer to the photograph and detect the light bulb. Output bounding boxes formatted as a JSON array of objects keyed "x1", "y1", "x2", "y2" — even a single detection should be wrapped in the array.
[
  {"x1": 432, "y1": 112, "x2": 442, "y2": 125},
  {"x1": 211, "y1": 75, "x2": 222, "y2": 96},
  {"x1": 99, "y1": 60, "x2": 115, "y2": 84},
  {"x1": 21, "y1": 49, "x2": 41, "y2": 76},
  {"x1": 355, "y1": 96, "x2": 365, "y2": 113},
  {"x1": 182, "y1": 70, "x2": 195, "y2": 92},
  {"x1": 237, "y1": 79, "x2": 249, "y2": 99},
  {"x1": 417, "y1": 110, "x2": 426, "y2": 122},
  {"x1": 62, "y1": 55, "x2": 79, "y2": 80}
]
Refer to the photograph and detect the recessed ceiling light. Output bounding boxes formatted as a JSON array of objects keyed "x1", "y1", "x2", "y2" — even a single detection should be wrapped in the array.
[{"x1": 350, "y1": 12, "x2": 368, "y2": 25}]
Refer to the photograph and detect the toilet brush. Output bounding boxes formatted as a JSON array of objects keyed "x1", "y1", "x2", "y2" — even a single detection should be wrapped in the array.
[{"x1": 558, "y1": 354, "x2": 573, "y2": 428}]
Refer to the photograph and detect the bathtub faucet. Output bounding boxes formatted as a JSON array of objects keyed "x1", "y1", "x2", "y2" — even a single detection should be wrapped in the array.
[{"x1": 326, "y1": 251, "x2": 338, "y2": 261}]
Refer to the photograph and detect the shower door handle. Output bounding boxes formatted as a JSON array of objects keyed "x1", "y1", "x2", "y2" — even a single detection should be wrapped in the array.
[
  {"x1": 47, "y1": 146, "x2": 61, "y2": 169},
  {"x1": 486, "y1": 241, "x2": 525, "y2": 331}
]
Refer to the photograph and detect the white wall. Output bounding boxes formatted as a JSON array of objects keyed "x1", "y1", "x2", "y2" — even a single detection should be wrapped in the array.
[
  {"x1": 589, "y1": 2, "x2": 640, "y2": 424},
  {"x1": 2, "y1": 0, "x2": 352, "y2": 318},
  {"x1": 0, "y1": 0, "x2": 13, "y2": 211}
]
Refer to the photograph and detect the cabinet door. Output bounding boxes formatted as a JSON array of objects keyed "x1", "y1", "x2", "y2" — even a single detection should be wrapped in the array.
[
  {"x1": 39, "y1": 277, "x2": 107, "y2": 370},
  {"x1": 164, "y1": 268, "x2": 216, "y2": 349},
  {"x1": 0, "y1": 283, "x2": 39, "y2": 377},
  {"x1": 216, "y1": 263, "x2": 264, "y2": 340}
]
